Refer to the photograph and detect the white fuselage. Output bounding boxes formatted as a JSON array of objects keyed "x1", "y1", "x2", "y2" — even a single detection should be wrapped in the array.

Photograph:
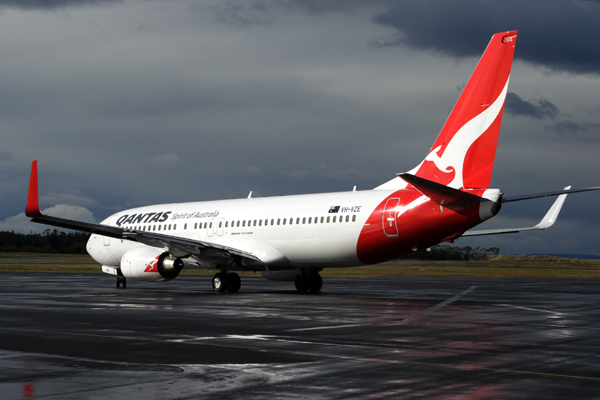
[{"x1": 87, "y1": 189, "x2": 394, "y2": 271}]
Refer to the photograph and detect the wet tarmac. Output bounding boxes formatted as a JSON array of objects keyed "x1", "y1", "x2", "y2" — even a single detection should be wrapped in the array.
[{"x1": 1, "y1": 272, "x2": 599, "y2": 399}]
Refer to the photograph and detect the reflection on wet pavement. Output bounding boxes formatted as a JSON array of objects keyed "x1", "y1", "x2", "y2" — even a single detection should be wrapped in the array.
[{"x1": 1, "y1": 273, "x2": 599, "y2": 399}]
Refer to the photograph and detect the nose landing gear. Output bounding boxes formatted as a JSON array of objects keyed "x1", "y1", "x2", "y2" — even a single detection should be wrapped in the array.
[{"x1": 116, "y1": 276, "x2": 126, "y2": 289}]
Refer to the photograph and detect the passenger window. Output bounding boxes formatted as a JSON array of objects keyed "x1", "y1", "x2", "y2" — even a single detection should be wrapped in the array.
[
  {"x1": 332, "y1": 216, "x2": 336, "y2": 223},
  {"x1": 194, "y1": 223, "x2": 197, "y2": 229},
  {"x1": 303, "y1": 217, "x2": 306, "y2": 224},
  {"x1": 174, "y1": 224, "x2": 177, "y2": 230},
  {"x1": 271, "y1": 219, "x2": 274, "y2": 225},
  {"x1": 237, "y1": 221, "x2": 240, "y2": 227},
  {"x1": 346, "y1": 215, "x2": 349, "y2": 222},
  {"x1": 327, "y1": 216, "x2": 330, "y2": 223},
  {"x1": 184, "y1": 223, "x2": 187, "y2": 230},
  {"x1": 243, "y1": 220, "x2": 246, "y2": 227},
  {"x1": 219, "y1": 222, "x2": 222, "y2": 228},
  {"x1": 283, "y1": 218, "x2": 287, "y2": 225},
  {"x1": 209, "y1": 222, "x2": 213, "y2": 229},
  {"x1": 158, "y1": 225, "x2": 161, "y2": 231},
  {"x1": 277, "y1": 218, "x2": 281, "y2": 225},
  {"x1": 308, "y1": 217, "x2": 311, "y2": 224},
  {"x1": 296, "y1": 218, "x2": 300, "y2": 224},
  {"x1": 352, "y1": 215, "x2": 356, "y2": 222},
  {"x1": 320, "y1": 217, "x2": 324, "y2": 223}
]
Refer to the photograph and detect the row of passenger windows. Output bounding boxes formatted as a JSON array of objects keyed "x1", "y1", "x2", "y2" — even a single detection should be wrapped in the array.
[
  {"x1": 130, "y1": 214, "x2": 357, "y2": 232},
  {"x1": 196, "y1": 214, "x2": 356, "y2": 230}
]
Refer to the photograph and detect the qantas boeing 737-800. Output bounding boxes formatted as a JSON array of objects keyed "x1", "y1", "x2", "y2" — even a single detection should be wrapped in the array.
[{"x1": 25, "y1": 31, "x2": 600, "y2": 293}]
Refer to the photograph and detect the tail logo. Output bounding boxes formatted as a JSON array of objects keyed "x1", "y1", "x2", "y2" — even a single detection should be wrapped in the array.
[{"x1": 417, "y1": 78, "x2": 510, "y2": 189}]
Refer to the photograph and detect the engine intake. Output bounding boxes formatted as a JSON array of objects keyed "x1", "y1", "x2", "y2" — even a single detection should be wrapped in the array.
[{"x1": 120, "y1": 247, "x2": 184, "y2": 282}]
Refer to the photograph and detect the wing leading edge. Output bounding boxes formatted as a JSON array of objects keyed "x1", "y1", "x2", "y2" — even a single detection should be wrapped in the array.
[{"x1": 25, "y1": 161, "x2": 260, "y2": 262}]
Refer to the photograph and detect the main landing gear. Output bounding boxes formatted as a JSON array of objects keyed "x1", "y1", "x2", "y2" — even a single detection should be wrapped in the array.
[
  {"x1": 212, "y1": 271, "x2": 241, "y2": 293},
  {"x1": 116, "y1": 276, "x2": 127, "y2": 289},
  {"x1": 295, "y1": 270, "x2": 322, "y2": 293}
]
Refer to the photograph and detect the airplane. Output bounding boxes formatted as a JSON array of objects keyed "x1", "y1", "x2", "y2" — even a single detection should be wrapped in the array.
[{"x1": 25, "y1": 30, "x2": 600, "y2": 293}]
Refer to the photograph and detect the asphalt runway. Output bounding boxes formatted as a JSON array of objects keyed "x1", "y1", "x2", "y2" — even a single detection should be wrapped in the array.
[{"x1": 1, "y1": 273, "x2": 600, "y2": 399}]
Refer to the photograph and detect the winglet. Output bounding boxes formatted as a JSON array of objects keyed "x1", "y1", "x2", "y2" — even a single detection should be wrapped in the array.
[
  {"x1": 26, "y1": 160, "x2": 45, "y2": 218},
  {"x1": 535, "y1": 186, "x2": 570, "y2": 229}
]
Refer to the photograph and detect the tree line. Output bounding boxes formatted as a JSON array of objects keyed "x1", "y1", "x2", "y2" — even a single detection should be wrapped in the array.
[
  {"x1": 406, "y1": 245, "x2": 500, "y2": 260},
  {"x1": 0, "y1": 230, "x2": 90, "y2": 254}
]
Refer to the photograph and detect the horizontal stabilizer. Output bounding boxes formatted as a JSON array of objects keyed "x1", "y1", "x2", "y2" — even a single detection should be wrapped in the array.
[
  {"x1": 397, "y1": 173, "x2": 485, "y2": 207},
  {"x1": 502, "y1": 186, "x2": 600, "y2": 203},
  {"x1": 463, "y1": 187, "x2": 570, "y2": 236}
]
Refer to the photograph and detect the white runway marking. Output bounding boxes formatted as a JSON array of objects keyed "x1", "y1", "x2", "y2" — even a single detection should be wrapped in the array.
[
  {"x1": 402, "y1": 285, "x2": 477, "y2": 324},
  {"x1": 286, "y1": 324, "x2": 362, "y2": 332}
]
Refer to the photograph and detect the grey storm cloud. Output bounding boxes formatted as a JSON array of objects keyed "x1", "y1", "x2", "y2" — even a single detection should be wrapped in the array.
[
  {"x1": 551, "y1": 120, "x2": 600, "y2": 133},
  {"x1": 371, "y1": 0, "x2": 600, "y2": 75},
  {"x1": 504, "y1": 93, "x2": 559, "y2": 120},
  {"x1": 549, "y1": 120, "x2": 600, "y2": 143},
  {"x1": 0, "y1": 0, "x2": 120, "y2": 9},
  {"x1": 200, "y1": 0, "x2": 600, "y2": 74},
  {"x1": 1, "y1": 0, "x2": 600, "y2": 256},
  {"x1": 199, "y1": 0, "x2": 389, "y2": 27}
]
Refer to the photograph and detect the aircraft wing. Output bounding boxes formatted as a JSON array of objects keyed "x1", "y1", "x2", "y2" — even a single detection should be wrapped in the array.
[
  {"x1": 462, "y1": 188, "x2": 570, "y2": 237},
  {"x1": 25, "y1": 161, "x2": 260, "y2": 261}
]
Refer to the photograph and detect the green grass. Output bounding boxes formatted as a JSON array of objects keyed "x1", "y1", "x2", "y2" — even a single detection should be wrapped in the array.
[{"x1": 1, "y1": 252, "x2": 600, "y2": 277}]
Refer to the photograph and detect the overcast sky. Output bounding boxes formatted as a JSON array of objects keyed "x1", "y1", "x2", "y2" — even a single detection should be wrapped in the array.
[{"x1": 1, "y1": 0, "x2": 600, "y2": 256}]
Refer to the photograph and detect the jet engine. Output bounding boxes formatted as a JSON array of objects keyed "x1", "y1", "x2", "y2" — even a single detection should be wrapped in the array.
[{"x1": 120, "y1": 247, "x2": 184, "y2": 282}]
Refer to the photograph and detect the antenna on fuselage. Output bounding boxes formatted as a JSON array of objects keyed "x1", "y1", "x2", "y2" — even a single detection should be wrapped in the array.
[{"x1": 248, "y1": 191, "x2": 252, "y2": 199}]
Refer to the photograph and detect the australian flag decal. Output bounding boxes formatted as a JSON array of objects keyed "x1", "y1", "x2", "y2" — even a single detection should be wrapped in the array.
[{"x1": 329, "y1": 206, "x2": 340, "y2": 213}]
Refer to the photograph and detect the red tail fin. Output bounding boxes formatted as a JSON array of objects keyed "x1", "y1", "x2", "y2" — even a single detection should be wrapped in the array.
[
  {"x1": 26, "y1": 160, "x2": 44, "y2": 218},
  {"x1": 414, "y1": 31, "x2": 517, "y2": 189}
]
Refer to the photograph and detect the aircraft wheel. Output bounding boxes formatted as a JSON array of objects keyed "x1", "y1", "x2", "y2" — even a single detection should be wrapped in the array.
[
  {"x1": 227, "y1": 273, "x2": 241, "y2": 293},
  {"x1": 308, "y1": 274, "x2": 322, "y2": 293},
  {"x1": 116, "y1": 276, "x2": 126, "y2": 289},
  {"x1": 295, "y1": 274, "x2": 309, "y2": 293},
  {"x1": 212, "y1": 272, "x2": 228, "y2": 293}
]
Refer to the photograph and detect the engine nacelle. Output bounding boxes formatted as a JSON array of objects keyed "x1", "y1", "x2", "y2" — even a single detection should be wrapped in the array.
[{"x1": 120, "y1": 247, "x2": 184, "y2": 282}]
